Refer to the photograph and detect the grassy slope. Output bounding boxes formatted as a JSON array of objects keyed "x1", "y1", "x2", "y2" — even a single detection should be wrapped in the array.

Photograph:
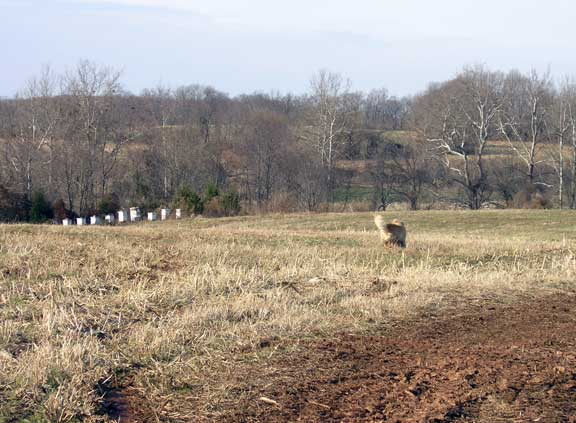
[
  {"x1": 337, "y1": 131, "x2": 569, "y2": 201},
  {"x1": 0, "y1": 210, "x2": 575, "y2": 421}
]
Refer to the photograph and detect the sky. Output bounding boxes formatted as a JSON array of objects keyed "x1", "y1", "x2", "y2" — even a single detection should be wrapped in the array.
[{"x1": 2, "y1": 0, "x2": 576, "y2": 97}]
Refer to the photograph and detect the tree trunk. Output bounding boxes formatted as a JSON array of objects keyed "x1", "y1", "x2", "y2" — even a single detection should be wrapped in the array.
[
  {"x1": 559, "y1": 134, "x2": 564, "y2": 209},
  {"x1": 572, "y1": 145, "x2": 576, "y2": 208}
]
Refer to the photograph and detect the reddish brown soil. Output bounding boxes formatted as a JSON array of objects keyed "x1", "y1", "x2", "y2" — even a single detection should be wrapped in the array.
[
  {"x1": 219, "y1": 294, "x2": 576, "y2": 423},
  {"x1": 97, "y1": 369, "x2": 158, "y2": 423},
  {"x1": 112, "y1": 293, "x2": 576, "y2": 422}
]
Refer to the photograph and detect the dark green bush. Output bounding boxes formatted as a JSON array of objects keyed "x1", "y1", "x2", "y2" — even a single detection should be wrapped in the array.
[
  {"x1": 98, "y1": 193, "x2": 121, "y2": 215},
  {"x1": 174, "y1": 186, "x2": 204, "y2": 215},
  {"x1": 173, "y1": 185, "x2": 240, "y2": 218},
  {"x1": 203, "y1": 190, "x2": 241, "y2": 217},
  {"x1": 0, "y1": 185, "x2": 28, "y2": 222},
  {"x1": 219, "y1": 190, "x2": 241, "y2": 216},
  {"x1": 30, "y1": 191, "x2": 53, "y2": 223},
  {"x1": 203, "y1": 184, "x2": 219, "y2": 204}
]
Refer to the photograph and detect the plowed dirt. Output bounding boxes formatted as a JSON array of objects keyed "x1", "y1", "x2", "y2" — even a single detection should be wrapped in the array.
[
  {"x1": 112, "y1": 293, "x2": 576, "y2": 422},
  {"x1": 219, "y1": 294, "x2": 576, "y2": 422}
]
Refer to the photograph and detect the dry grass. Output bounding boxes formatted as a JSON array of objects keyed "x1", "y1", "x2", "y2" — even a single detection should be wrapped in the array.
[{"x1": 1, "y1": 210, "x2": 575, "y2": 422}]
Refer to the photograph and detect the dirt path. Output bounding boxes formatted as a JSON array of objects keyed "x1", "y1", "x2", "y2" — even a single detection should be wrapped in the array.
[{"x1": 216, "y1": 294, "x2": 576, "y2": 423}]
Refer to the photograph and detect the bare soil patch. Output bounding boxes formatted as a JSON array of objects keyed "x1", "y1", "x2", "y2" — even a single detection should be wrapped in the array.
[{"x1": 198, "y1": 293, "x2": 576, "y2": 423}]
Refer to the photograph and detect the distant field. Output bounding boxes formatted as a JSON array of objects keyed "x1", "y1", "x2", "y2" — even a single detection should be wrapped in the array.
[
  {"x1": 1, "y1": 211, "x2": 575, "y2": 421},
  {"x1": 334, "y1": 131, "x2": 568, "y2": 200}
]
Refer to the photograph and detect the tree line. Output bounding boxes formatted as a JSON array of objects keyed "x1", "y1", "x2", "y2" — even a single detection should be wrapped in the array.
[{"x1": 0, "y1": 61, "x2": 575, "y2": 221}]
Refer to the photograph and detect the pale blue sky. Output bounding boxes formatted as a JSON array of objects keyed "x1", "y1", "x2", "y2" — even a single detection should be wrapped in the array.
[{"x1": 2, "y1": 0, "x2": 575, "y2": 97}]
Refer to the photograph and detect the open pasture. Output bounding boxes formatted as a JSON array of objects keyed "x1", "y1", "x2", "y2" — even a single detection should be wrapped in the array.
[{"x1": 1, "y1": 211, "x2": 575, "y2": 422}]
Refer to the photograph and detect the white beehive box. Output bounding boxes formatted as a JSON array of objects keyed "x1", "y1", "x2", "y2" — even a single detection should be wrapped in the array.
[
  {"x1": 62, "y1": 218, "x2": 73, "y2": 226},
  {"x1": 161, "y1": 208, "x2": 171, "y2": 220},
  {"x1": 77, "y1": 217, "x2": 87, "y2": 226},
  {"x1": 105, "y1": 214, "x2": 115, "y2": 224},
  {"x1": 90, "y1": 216, "x2": 102, "y2": 225},
  {"x1": 147, "y1": 211, "x2": 157, "y2": 221},
  {"x1": 130, "y1": 207, "x2": 141, "y2": 222},
  {"x1": 175, "y1": 209, "x2": 182, "y2": 219},
  {"x1": 118, "y1": 210, "x2": 128, "y2": 223}
]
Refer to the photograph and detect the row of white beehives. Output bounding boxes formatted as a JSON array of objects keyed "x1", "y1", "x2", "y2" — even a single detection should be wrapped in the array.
[{"x1": 62, "y1": 207, "x2": 182, "y2": 226}]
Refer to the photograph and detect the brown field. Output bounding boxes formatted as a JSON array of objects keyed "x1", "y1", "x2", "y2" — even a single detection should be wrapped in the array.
[{"x1": 1, "y1": 210, "x2": 575, "y2": 422}]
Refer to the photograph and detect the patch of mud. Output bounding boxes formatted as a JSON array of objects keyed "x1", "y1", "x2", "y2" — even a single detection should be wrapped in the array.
[{"x1": 96, "y1": 367, "x2": 156, "y2": 423}]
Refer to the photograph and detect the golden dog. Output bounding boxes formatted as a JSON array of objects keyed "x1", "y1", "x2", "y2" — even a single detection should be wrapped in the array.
[{"x1": 374, "y1": 216, "x2": 406, "y2": 248}]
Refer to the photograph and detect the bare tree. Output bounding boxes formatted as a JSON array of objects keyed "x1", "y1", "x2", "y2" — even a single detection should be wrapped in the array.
[
  {"x1": 548, "y1": 80, "x2": 573, "y2": 208},
  {"x1": 238, "y1": 109, "x2": 290, "y2": 207},
  {"x1": 363, "y1": 88, "x2": 389, "y2": 129},
  {"x1": 498, "y1": 70, "x2": 554, "y2": 186},
  {"x1": 389, "y1": 139, "x2": 435, "y2": 210},
  {"x1": 57, "y1": 60, "x2": 127, "y2": 213},
  {"x1": 370, "y1": 140, "x2": 397, "y2": 211},
  {"x1": 4, "y1": 66, "x2": 59, "y2": 198},
  {"x1": 300, "y1": 70, "x2": 354, "y2": 202},
  {"x1": 414, "y1": 66, "x2": 503, "y2": 209},
  {"x1": 363, "y1": 88, "x2": 409, "y2": 130},
  {"x1": 141, "y1": 85, "x2": 177, "y2": 199},
  {"x1": 561, "y1": 80, "x2": 576, "y2": 208}
]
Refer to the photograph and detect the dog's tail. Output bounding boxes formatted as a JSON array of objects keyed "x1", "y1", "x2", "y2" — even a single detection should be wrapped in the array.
[{"x1": 374, "y1": 214, "x2": 386, "y2": 233}]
